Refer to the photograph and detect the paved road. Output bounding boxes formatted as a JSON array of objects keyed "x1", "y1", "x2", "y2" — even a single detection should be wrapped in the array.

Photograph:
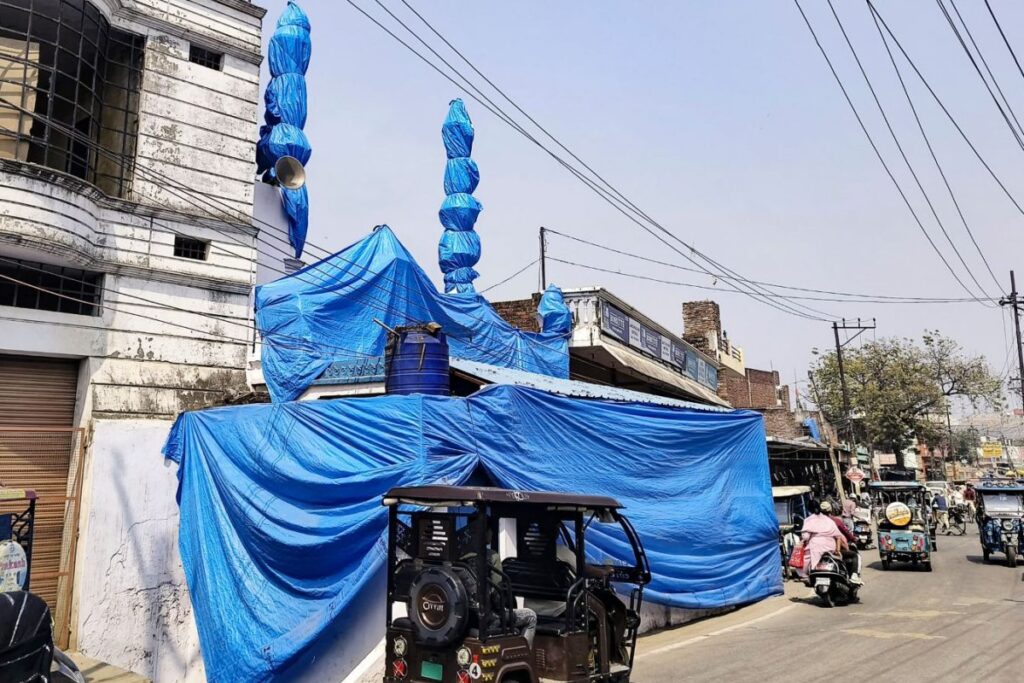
[{"x1": 633, "y1": 530, "x2": 1024, "y2": 682}]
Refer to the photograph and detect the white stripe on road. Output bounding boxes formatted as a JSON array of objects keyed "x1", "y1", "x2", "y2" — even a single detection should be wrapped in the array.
[{"x1": 638, "y1": 604, "x2": 797, "y2": 659}]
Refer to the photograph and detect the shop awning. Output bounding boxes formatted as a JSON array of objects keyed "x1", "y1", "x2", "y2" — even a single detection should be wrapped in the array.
[{"x1": 590, "y1": 338, "x2": 729, "y2": 407}]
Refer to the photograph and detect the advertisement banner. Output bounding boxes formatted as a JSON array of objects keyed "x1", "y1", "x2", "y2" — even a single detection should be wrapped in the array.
[
  {"x1": 601, "y1": 302, "x2": 629, "y2": 342},
  {"x1": 981, "y1": 443, "x2": 1004, "y2": 459}
]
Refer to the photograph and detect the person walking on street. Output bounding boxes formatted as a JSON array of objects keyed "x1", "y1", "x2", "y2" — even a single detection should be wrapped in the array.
[
  {"x1": 933, "y1": 491, "x2": 950, "y2": 534},
  {"x1": 964, "y1": 483, "x2": 977, "y2": 521}
]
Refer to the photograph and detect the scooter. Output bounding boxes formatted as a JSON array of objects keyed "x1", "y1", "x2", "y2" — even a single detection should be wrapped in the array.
[
  {"x1": 809, "y1": 550, "x2": 860, "y2": 608},
  {"x1": 852, "y1": 510, "x2": 873, "y2": 550}
]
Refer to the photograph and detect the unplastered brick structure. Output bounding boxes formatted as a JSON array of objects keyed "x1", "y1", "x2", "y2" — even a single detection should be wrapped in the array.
[
  {"x1": 491, "y1": 295, "x2": 542, "y2": 333},
  {"x1": 682, "y1": 300, "x2": 720, "y2": 357}
]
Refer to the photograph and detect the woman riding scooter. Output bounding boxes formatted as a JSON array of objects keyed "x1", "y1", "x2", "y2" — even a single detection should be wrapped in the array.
[
  {"x1": 799, "y1": 499, "x2": 847, "y2": 582},
  {"x1": 821, "y1": 500, "x2": 863, "y2": 584}
]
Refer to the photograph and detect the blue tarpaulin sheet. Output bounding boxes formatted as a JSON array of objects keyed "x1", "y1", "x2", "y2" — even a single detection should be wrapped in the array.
[
  {"x1": 254, "y1": 225, "x2": 569, "y2": 402},
  {"x1": 164, "y1": 386, "x2": 779, "y2": 683}
]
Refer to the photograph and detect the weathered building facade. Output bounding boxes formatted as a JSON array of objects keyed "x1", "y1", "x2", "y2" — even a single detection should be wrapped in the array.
[{"x1": 0, "y1": 1, "x2": 265, "y2": 680}]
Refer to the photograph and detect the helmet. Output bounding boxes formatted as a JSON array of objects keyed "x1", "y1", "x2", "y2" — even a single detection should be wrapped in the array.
[{"x1": 820, "y1": 501, "x2": 834, "y2": 513}]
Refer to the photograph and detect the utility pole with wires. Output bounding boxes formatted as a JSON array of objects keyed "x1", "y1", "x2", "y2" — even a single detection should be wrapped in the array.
[
  {"x1": 998, "y1": 270, "x2": 1024, "y2": 410},
  {"x1": 539, "y1": 226, "x2": 547, "y2": 291},
  {"x1": 832, "y1": 318, "x2": 877, "y2": 448}
]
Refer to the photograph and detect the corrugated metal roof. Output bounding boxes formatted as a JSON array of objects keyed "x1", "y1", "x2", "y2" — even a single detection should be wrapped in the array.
[{"x1": 450, "y1": 358, "x2": 732, "y2": 413}]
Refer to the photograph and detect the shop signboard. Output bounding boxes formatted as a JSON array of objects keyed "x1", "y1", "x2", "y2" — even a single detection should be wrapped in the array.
[
  {"x1": 981, "y1": 443, "x2": 1004, "y2": 459},
  {"x1": 600, "y1": 300, "x2": 716, "y2": 390}
]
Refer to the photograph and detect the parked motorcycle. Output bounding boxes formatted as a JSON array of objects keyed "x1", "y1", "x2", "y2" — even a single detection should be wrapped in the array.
[{"x1": 809, "y1": 551, "x2": 860, "y2": 608}]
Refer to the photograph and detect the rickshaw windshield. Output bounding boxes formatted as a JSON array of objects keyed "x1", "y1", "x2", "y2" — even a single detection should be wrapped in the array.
[
  {"x1": 773, "y1": 500, "x2": 790, "y2": 523},
  {"x1": 981, "y1": 492, "x2": 1024, "y2": 515}
]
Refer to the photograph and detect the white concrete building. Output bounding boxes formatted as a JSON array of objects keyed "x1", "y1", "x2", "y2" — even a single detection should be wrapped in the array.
[{"x1": 0, "y1": 1, "x2": 266, "y2": 681}]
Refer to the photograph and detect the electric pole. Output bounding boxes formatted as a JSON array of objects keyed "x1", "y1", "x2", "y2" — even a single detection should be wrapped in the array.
[
  {"x1": 539, "y1": 226, "x2": 547, "y2": 291},
  {"x1": 999, "y1": 270, "x2": 1024, "y2": 410},
  {"x1": 832, "y1": 319, "x2": 877, "y2": 448}
]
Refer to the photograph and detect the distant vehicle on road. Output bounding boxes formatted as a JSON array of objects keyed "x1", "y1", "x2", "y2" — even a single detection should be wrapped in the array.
[
  {"x1": 772, "y1": 486, "x2": 811, "y2": 579},
  {"x1": 869, "y1": 481, "x2": 934, "y2": 571},
  {"x1": 381, "y1": 485, "x2": 651, "y2": 683},
  {"x1": 975, "y1": 483, "x2": 1024, "y2": 568}
]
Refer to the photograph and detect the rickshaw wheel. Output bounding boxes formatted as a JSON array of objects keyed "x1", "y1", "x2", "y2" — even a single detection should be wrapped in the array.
[
  {"x1": 880, "y1": 557, "x2": 890, "y2": 571},
  {"x1": 982, "y1": 548, "x2": 990, "y2": 563},
  {"x1": 1007, "y1": 548, "x2": 1018, "y2": 569},
  {"x1": 922, "y1": 560, "x2": 932, "y2": 572}
]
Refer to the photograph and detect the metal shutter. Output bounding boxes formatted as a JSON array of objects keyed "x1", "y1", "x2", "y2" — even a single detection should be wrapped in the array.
[
  {"x1": 0, "y1": 355, "x2": 82, "y2": 647},
  {"x1": 0, "y1": 356, "x2": 79, "y2": 427}
]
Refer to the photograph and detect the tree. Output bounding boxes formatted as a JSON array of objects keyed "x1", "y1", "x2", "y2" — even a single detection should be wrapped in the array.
[
  {"x1": 950, "y1": 427, "x2": 981, "y2": 462},
  {"x1": 809, "y1": 333, "x2": 1001, "y2": 469}
]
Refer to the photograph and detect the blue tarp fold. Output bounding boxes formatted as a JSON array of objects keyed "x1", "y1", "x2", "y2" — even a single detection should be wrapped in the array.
[
  {"x1": 165, "y1": 385, "x2": 779, "y2": 683},
  {"x1": 538, "y1": 284, "x2": 573, "y2": 334},
  {"x1": 439, "y1": 99, "x2": 482, "y2": 293},
  {"x1": 254, "y1": 225, "x2": 569, "y2": 402},
  {"x1": 259, "y1": 1, "x2": 312, "y2": 259}
]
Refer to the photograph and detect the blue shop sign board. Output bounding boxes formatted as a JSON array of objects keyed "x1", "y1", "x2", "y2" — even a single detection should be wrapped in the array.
[{"x1": 600, "y1": 301, "x2": 718, "y2": 391}]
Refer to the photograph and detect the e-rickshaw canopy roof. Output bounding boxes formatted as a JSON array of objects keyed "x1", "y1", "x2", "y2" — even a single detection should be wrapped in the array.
[
  {"x1": 975, "y1": 484, "x2": 1024, "y2": 495},
  {"x1": 868, "y1": 481, "x2": 926, "y2": 490},
  {"x1": 771, "y1": 485, "x2": 812, "y2": 498},
  {"x1": 384, "y1": 485, "x2": 622, "y2": 510}
]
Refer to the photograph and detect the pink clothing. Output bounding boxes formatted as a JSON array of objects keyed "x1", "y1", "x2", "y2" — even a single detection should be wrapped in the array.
[
  {"x1": 800, "y1": 513, "x2": 846, "y2": 575},
  {"x1": 842, "y1": 498, "x2": 857, "y2": 517}
]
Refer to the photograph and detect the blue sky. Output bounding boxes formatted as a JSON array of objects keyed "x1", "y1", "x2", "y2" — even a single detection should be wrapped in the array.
[{"x1": 257, "y1": 1, "x2": 1024, "y2": 400}]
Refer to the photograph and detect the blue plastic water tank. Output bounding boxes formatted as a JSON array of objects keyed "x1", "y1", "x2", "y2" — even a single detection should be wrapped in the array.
[{"x1": 385, "y1": 325, "x2": 450, "y2": 396}]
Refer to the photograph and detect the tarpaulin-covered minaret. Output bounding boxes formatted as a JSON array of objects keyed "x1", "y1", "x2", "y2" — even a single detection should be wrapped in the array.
[
  {"x1": 438, "y1": 99, "x2": 482, "y2": 294},
  {"x1": 256, "y1": 1, "x2": 312, "y2": 259}
]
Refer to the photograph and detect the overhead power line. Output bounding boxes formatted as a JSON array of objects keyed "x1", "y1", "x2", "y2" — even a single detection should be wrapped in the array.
[
  {"x1": 826, "y1": 0, "x2": 994, "y2": 302},
  {"x1": 937, "y1": 0, "x2": 1024, "y2": 152},
  {"x1": 547, "y1": 256, "x2": 992, "y2": 305},
  {"x1": 479, "y1": 258, "x2": 538, "y2": 294},
  {"x1": 793, "y1": 0, "x2": 993, "y2": 306},
  {"x1": 344, "y1": 0, "x2": 836, "y2": 323},
  {"x1": 867, "y1": 1, "x2": 1024, "y2": 223},
  {"x1": 544, "y1": 228, "x2": 992, "y2": 303},
  {"x1": 984, "y1": 0, "x2": 1024, "y2": 87},
  {"x1": 864, "y1": 1, "x2": 1002, "y2": 290}
]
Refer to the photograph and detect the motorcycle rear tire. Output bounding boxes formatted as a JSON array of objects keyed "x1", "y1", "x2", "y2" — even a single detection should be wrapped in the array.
[{"x1": 816, "y1": 586, "x2": 833, "y2": 608}]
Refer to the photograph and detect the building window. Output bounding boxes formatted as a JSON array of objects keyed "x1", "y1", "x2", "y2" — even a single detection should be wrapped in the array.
[
  {"x1": 188, "y1": 44, "x2": 222, "y2": 71},
  {"x1": 0, "y1": 0, "x2": 145, "y2": 198},
  {"x1": 173, "y1": 235, "x2": 209, "y2": 260},
  {"x1": 0, "y1": 256, "x2": 102, "y2": 315}
]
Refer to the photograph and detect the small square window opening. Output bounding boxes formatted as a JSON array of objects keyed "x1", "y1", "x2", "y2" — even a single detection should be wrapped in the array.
[
  {"x1": 174, "y1": 236, "x2": 209, "y2": 261},
  {"x1": 189, "y1": 44, "x2": 223, "y2": 71}
]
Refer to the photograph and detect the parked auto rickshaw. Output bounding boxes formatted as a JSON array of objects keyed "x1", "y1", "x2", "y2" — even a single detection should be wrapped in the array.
[
  {"x1": 382, "y1": 485, "x2": 651, "y2": 683},
  {"x1": 975, "y1": 483, "x2": 1024, "y2": 567},
  {"x1": 772, "y1": 486, "x2": 811, "y2": 578},
  {"x1": 869, "y1": 481, "x2": 934, "y2": 571}
]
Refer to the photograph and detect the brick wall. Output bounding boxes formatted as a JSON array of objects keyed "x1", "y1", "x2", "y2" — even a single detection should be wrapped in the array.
[
  {"x1": 682, "y1": 300, "x2": 720, "y2": 355},
  {"x1": 760, "y1": 407, "x2": 803, "y2": 439},
  {"x1": 723, "y1": 367, "x2": 791, "y2": 410},
  {"x1": 491, "y1": 295, "x2": 542, "y2": 332}
]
